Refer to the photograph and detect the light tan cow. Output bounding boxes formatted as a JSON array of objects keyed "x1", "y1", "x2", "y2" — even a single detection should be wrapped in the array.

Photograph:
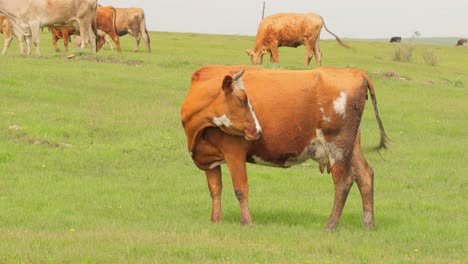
[
  {"x1": 0, "y1": 0, "x2": 97, "y2": 56},
  {"x1": 181, "y1": 66, "x2": 388, "y2": 231},
  {"x1": 246, "y1": 13, "x2": 349, "y2": 66},
  {"x1": 113, "y1": 7, "x2": 151, "y2": 52},
  {"x1": 0, "y1": 15, "x2": 29, "y2": 55}
]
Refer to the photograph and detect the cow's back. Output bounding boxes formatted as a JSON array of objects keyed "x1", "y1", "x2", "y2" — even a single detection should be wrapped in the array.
[
  {"x1": 243, "y1": 68, "x2": 366, "y2": 162},
  {"x1": 115, "y1": 7, "x2": 144, "y2": 35},
  {"x1": 257, "y1": 13, "x2": 323, "y2": 45}
]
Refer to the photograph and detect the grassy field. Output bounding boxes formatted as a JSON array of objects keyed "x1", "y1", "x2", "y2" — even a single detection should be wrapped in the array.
[{"x1": 0, "y1": 31, "x2": 467, "y2": 263}]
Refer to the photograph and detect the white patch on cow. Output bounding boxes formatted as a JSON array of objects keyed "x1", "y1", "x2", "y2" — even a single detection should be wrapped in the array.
[
  {"x1": 248, "y1": 100, "x2": 262, "y2": 134},
  {"x1": 209, "y1": 160, "x2": 225, "y2": 169},
  {"x1": 251, "y1": 155, "x2": 279, "y2": 167},
  {"x1": 320, "y1": 107, "x2": 331, "y2": 122},
  {"x1": 284, "y1": 129, "x2": 343, "y2": 168},
  {"x1": 333, "y1": 91, "x2": 348, "y2": 117},
  {"x1": 189, "y1": 151, "x2": 193, "y2": 156},
  {"x1": 212, "y1": 114, "x2": 232, "y2": 127},
  {"x1": 235, "y1": 75, "x2": 262, "y2": 135}
]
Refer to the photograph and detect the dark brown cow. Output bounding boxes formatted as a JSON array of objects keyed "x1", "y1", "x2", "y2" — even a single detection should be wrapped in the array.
[
  {"x1": 48, "y1": 27, "x2": 78, "y2": 53},
  {"x1": 245, "y1": 13, "x2": 349, "y2": 66},
  {"x1": 456, "y1": 38, "x2": 467, "y2": 46},
  {"x1": 181, "y1": 66, "x2": 388, "y2": 231},
  {"x1": 389, "y1": 36, "x2": 401, "y2": 43},
  {"x1": 113, "y1": 7, "x2": 151, "y2": 52}
]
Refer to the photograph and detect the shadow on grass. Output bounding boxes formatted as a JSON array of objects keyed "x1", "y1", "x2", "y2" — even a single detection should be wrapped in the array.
[
  {"x1": 220, "y1": 209, "x2": 400, "y2": 230},
  {"x1": 222, "y1": 208, "x2": 328, "y2": 228}
]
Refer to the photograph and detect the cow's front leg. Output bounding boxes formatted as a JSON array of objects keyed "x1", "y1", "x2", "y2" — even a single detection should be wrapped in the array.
[
  {"x1": 270, "y1": 47, "x2": 280, "y2": 64},
  {"x1": 223, "y1": 138, "x2": 251, "y2": 225},
  {"x1": 205, "y1": 166, "x2": 223, "y2": 223},
  {"x1": 327, "y1": 164, "x2": 354, "y2": 231}
]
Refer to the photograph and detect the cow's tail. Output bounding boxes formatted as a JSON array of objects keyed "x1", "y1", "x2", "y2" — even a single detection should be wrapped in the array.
[
  {"x1": 364, "y1": 75, "x2": 389, "y2": 149},
  {"x1": 321, "y1": 18, "x2": 351, "y2": 49}
]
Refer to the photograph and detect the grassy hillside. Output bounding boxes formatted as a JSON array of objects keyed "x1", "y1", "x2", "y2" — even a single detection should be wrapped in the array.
[{"x1": 0, "y1": 31, "x2": 467, "y2": 263}]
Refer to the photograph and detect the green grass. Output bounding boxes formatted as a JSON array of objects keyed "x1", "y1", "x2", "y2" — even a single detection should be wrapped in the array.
[{"x1": 0, "y1": 31, "x2": 467, "y2": 263}]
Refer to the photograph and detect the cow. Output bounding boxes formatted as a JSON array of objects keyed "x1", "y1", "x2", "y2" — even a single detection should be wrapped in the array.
[
  {"x1": 390, "y1": 36, "x2": 402, "y2": 43},
  {"x1": 181, "y1": 65, "x2": 389, "y2": 231},
  {"x1": 112, "y1": 7, "x2": 151, "y2": 52},
  {"x1": 0, "y1": 0, "x2": 97, "y2": 56},
  {"x1": 48, "y1": 27, "x2": 78, "y2": 53},
  {"x1": 456, "y1": 38, "x2": 467, "y2": 46},
  {"x1": 94, "y1": 6, "x2": 122, "y2": 52},
  {"x1": 48, "y1": 6, "x2": 121, "y2": 53},
  {"x1": 245, "y1": 13, "x2": 350, "y2": 66},
  {"x1": 0, "y1": 15, "x2": 29, "y2": 55}
]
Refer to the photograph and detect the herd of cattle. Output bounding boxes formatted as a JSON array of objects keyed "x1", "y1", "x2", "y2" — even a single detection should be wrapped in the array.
[
  {"x1": 389, "y1": 35, "x2": 467, "y2": 46},
  {"x1": 0, "y1": 0, "x2": 150, "y2": 55},
  {"x1": 0, "y1": 1, "x2": 463, "y2": 231}
]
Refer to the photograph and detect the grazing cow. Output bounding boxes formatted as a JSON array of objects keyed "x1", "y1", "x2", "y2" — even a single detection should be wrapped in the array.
[
  {"x1": 181, "y1": 66, "x2": 389, "y2": 231},
  {"x1": 390, "y1": 36, "x2": 402, "y2": 43},
  {"x1": 112, "y1": 7, "x2": 151, "y2": 52},
  {"x1": 94, "y1": 6, "x2": 121, "y2": 52},
  {"x1": 48, "y1": 27, "x2": 78, "y2": 53},
  {"x1": 0, "y1": 0, "x2": 97, "y2": 56},
  {"x1": 245, "y1": 13, "x2": 350, "y2": 66},
  {"x1": 456, "y1": 38, "x2": 467, "y2": 46},
  {"x1": 0, "y1": 15, "x2": 28, "y2": 55}
]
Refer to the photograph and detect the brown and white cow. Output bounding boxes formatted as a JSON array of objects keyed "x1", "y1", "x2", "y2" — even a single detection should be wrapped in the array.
[
  {"x1": 456, "y1": 38, "x2": 467, "y2": 46},
  {"x1": 0, "y1": 0, "x2": 97, "y2": 56},
  {"x1": 0, "y1": 15, "x2": 28, "y2": 55},
  {"x1": 181, "y1": 66, "x2": 388, "y2": 231},
  {"x1": 48, "y1": 27, "x2": 78, "y2": 53},
  {"x1": 113, "y1": 7, "x2": 151, "y2": 52},
  {"x1": 245, "y1": 13, "x2": 350, "y2": 66}
]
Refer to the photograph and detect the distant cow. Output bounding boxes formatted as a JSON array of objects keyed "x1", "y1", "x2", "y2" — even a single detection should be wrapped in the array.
[
  {"x1": 112, "y1": 7, "x2": 151, "y2": 52},
  {"x1": 390, "y1": 36, "x2": 401, "y2": 43},
  {"x1": 49, "y1": 6, "x2": 121, "y2": 53},
  {"x1": 48, "y1": 27, "x2": 78, "y2": 53},
  {"x1": 94, "y1": 6, "x2": 122, "y2": 52},
  {"x1": 0, "y1": 0, "x2": 97, "y2": 56},
  {"x1": 245, "y1": 13, "x2": 350, "y2": 66},
  {"x1": 0, "y1": 15, "x2": 28, "y2": 55},
  {"x1": 456, "y1": 38, "x2": 467, "y2": 46},
  {"x1": 181, "y1": 65, "x2": 388, "y2": 231}
]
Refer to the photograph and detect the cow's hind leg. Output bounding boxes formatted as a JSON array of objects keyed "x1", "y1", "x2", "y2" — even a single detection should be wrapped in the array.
[
  {"x1": 313, "y1": 41, "x2": 322, "y2": 67},
  {"x1": 2, "y1": 36, "x2": 13, "y2": 55},
  {"x1": 352, "y1": 136, "x2": 375, "y2": 230},
  {"x1": 205, "y1": 166, "x2": 223, "y2": 223},
  {"x1": 305, "y1": 42, "x2": 314, "y2": 66},
  {"x1": 327, "y1": 163, "x2": 354, "y2": 231}
]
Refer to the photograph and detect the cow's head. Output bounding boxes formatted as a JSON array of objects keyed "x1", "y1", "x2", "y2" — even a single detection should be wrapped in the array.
[
  {"x1": 245, "y1": 49, "x2": 268, "y2": 65},
  {"x1": 211, "y1": 69, "x2": 262, "y2": 140}
]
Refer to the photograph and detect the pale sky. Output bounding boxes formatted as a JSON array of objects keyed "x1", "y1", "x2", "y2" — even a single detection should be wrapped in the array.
[{"x1": 99, "y1": 0, "x2": 467, "y2": 39}]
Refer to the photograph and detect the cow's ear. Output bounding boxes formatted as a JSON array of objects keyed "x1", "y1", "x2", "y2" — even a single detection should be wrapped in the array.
[
  {"x1": 222, "y1": 75, "x2": 234, "y2": 94},
  {"x1": 245, "y1": 49, "x2": 253, "y2": 56}
]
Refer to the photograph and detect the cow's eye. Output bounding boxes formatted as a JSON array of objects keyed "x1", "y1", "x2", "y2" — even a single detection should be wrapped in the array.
[{"x1": 238, "y1": 97, "x2": 247, "y2": 106}]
